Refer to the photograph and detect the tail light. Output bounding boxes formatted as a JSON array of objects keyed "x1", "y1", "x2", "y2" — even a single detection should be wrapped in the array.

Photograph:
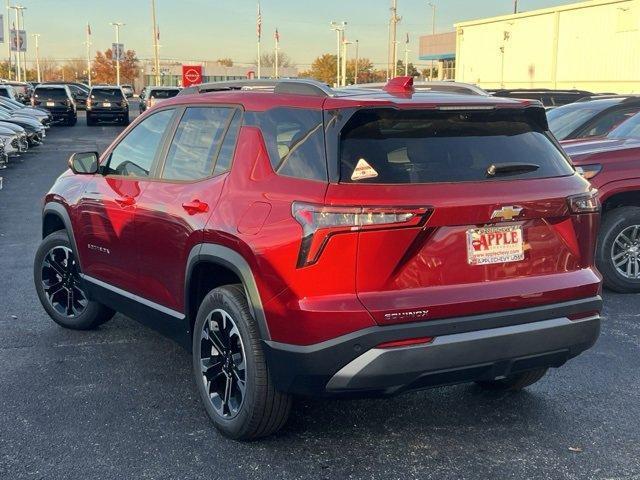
[
  {"x1": 86, "y1": 98, "x2": 92, "y2": 109},
  {"x1": 292, "y1": 202, "x2": 430, "y2": 267},
  {"x1": 567, "y1": 190, "x2": 599, "y2": 214},
  {"x1": 148, "y1": 98, "x2": 155, "y2": 108}
]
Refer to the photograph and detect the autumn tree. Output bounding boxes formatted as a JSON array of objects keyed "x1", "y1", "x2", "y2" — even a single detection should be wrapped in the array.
[
  {"x1": 300, "y1": 53, "x2": 336, "y2": 84},
  {"x1": 301, "y1": 54, "x2": 385, "y2": 85},
  {"x1": 395, "y1": 60, "x2": 419, "y2": 78},
  {"x1": 59, "y1": 58, "x2": 87, "y2": 82},
  {"x1": 92, "y1": 48, "x2": 140, "y2": 84},
  {"x1": 216, "y1": 58, "x2": 234, "y2": 67},
  {"x1": 258, "y1": 51, "x2": 293, "y2": 68}
]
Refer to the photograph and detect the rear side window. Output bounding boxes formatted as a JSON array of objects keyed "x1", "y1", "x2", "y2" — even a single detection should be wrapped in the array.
[
  {"x1": 161, "y1": 107, "x2": 236, "y2": 181},
  {"x1": 91, "y1": 88, "x2": 124, "y2": 101},
  {"x1": 150, "y1": 89, "x2": 180, "y2": 99},
  {"x1": 249, "y1": 107, "x2": 326, "y2": 181},
  {"x1": 35, "y1": 88, "x2": 67, "y2": 100},
  {"x1": 339, "y1": 108, "x2": 573, "y2": 184}
]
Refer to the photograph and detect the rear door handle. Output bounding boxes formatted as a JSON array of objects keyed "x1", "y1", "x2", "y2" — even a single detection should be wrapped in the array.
[
  {"x1": 182, "y1": 199, "x2": 209, "y2": 215},
  {"x1": 115, "y1": 195, "x2": 135, "y2": 207}
]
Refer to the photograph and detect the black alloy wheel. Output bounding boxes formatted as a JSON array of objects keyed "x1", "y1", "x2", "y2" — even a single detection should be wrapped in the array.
[
  {"x1": 199, "y1": 308, "x2": 247, "y2": 419},
  {"x1": 40, "y1": 245, "x2": 88, "y2": 317}
]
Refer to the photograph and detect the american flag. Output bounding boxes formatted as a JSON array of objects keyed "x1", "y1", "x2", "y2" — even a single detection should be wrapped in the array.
[
  {"x1": 257, "y1": 3, "x2": 262, "y2": 40},
  {"x1": 87, "y1": 23, "x2": 92, "y2": 36},
  {"x1": 406, "y1": 33, "x2": 409, "y2": 44},
  {"x1": 157, "y1": 25, "x2": 160, "y2": 41},
  {"x1": 274, "y1": 28, "x2": 279, "y2": 42}
]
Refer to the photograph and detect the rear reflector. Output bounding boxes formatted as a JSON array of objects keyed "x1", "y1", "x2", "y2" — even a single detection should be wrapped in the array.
[
  {"x1": 376, "y1": 337, "x2": 434, "y2": 349},
  {"x1": 567, "y1": 311, "x2": 599, "y2": 321}
]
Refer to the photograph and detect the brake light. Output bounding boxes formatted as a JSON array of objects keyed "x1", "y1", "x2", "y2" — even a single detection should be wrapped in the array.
[
  {"x1": 567, "y1": 190, "x2": 599, "y2": 214},
  {"x1": 292, "y1": 202, "x2": 430, "y2": 267}
]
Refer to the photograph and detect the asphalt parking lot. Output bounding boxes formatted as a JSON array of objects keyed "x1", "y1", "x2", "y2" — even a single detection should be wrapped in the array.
[{"x1": 0, "y1": 105, "x2": 639, "y2": 480}]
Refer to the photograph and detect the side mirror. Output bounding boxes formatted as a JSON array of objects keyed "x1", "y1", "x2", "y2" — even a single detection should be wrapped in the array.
[{"x1": 68, "y1": 151, "x2": 99, "y2": 174}]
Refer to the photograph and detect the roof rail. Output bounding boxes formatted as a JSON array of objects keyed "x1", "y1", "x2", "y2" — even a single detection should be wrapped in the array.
[{"x1": 178, "y1": 78, "x2": 334, "y2": 97}]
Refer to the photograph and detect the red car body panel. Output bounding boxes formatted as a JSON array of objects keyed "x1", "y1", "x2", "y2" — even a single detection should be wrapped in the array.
[
  {"x1": 43, "y1": 87, "x2": 602, "y2": 350},
  {"x1": 561, "y1": 137, "x2": 640, "y2": 203}
]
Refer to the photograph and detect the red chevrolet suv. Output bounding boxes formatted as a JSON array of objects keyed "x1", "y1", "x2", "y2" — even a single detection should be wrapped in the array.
[
  {"x1": 562, "y1": 111, "x2": 640, "y2": 293},
  {"x1": 34, "y1": 77, "x2": 602, "y2": 440}
]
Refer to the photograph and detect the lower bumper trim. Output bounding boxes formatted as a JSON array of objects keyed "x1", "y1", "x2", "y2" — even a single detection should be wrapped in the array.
[{"x1": 326, "y1": 316, "x2": 599, "y2": 393}]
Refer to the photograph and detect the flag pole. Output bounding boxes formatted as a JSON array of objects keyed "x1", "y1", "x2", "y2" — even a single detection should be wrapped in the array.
[
  {"x1": 151, "y1": 0, "x2": 160, "y2": 86},
  {"x1": 274, "y1": 28, "x2": 279, "y2": 79},
  {"x1": 85, "y1": 23, "x2": 92, "y2": 86},
  {"x1": 256, "y1": 1, "x2": 261, "y2": 79},
  {"x1": 404, "y1": 34, "x2": 409, "y2": 76}
]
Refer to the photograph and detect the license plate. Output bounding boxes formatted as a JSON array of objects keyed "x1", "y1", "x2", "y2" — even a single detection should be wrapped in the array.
[
  {"x1": 46, "y1": 101, "x2": 55, "y2": 107},
  {"x1": 466, "y1": 225, "x2": 524, "y2": 265},
  {"x1": 103, "y1": 102, "x2": 111, "y2": 107}
]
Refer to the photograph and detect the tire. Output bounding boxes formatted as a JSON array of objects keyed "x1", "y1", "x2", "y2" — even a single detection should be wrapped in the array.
[
  {"x1": 34, "y1": 230, "x2": 115, "y2": 330},
  {"x1": 475, "y1": 368, "x2": 548, "y2": 391},
  {"x1": 192, "y1": 284, "x2": 291, "y2": 440},
  {"x1": 86, "y1": 114, "x2": 94, "y2": 126},
  {"x1": 121, "y1": 116, "x2": 130, "y2": 126},
  {"x1": 66, "y1": 115, "x2": 77, "y2": 127},
  {"x1": 596, "y1": 206, "x2": 640, "y2": 293}
]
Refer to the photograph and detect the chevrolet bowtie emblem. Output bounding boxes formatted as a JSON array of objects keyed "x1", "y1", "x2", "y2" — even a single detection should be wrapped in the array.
[{"x1": 491, "y1": 206, "x2": 523, "y2": 221}]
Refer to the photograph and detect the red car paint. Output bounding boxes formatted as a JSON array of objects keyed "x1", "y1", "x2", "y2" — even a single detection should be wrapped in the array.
[
  {"x1": 561, "y1": 137, "x2": 640, "y2": 205},
  {"x1": 44, "y1": 82, "x2": 601, "y2": 350}
]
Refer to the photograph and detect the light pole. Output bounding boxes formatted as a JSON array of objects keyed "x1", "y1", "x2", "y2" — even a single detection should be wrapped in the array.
[
  {"x1": 18, "y1": 5, "x2": 25, "y2": 80},
  {"x1": 8, "y1": 4, "x2": 25, "y2": 82},
  {"x1": 341, "y1": 39, "x2": 351, "y2": 86},
  {"x1": 389, "y1": 0, "x2": 401, "y2": 78},
  {"x1": 5, "y1": 0, "x2": 11, "y2": 80},
  {"x1": 330, "y1": 21, "x2": 346, "y2": 87},
  {"x1": 354, "y1": 39, "x2": 359, "y2": 84},
  {"x1": 404, "y1": 37, "x2": 410, "y2": 76},
  {"x1": 151, "y1": 0, "x2": 160, "y2": 86},
  {"x1": 31, "y1": 33, "x2": 40, "y2": 82},
  {"x1": 428, "y1": 1, "x2": 436, "y2": 80},
  {"x1": 109, "y1": 22, "x2": 125, "y2": 85}
]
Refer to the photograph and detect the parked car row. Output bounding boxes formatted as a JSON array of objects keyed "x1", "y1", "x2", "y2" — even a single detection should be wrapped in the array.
[{"x1": 0, "y1": 93, "x2": 50, "y2": 175}]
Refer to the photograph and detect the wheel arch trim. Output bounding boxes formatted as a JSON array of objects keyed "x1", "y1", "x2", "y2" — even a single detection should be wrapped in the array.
[
  {"x1": 42, "y1": 202, "x2": 83, "y2": 270},
  {"x1": 185, "y1": 243, "x2": 270, "y2": 341}
]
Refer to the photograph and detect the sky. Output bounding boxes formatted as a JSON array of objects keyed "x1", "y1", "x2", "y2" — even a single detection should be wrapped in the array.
[{"x1": 10, "y1": 0, "x2": 580, "y2": 68}]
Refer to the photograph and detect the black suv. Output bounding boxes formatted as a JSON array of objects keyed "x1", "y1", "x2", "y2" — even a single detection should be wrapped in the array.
[
  {"x1": 32, "y1": 84, "x2": 77, "y2": 126},
  {"x1": 86, "y1": 86, "x2": 129, "y2": 126},
  {"x1": 139, "y1": 86, "x2": 181, "y2": 113}
]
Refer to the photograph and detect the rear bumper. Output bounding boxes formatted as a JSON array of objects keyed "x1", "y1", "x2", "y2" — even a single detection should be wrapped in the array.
[{"x1": 263, "y1": 296, "x2": 602, "y2": 397}]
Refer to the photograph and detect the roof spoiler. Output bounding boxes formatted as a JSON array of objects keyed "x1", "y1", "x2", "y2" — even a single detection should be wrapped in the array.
[{"x1": 383, "y1": 76, "x2": 415, "y2": 93}]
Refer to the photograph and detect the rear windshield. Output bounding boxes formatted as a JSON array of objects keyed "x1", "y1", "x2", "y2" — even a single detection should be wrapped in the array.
[
  {"x1": 339, "y1": 108, "x2": 573, "y2": 184},
  {"x1": 35, "y1": 88, "x2": 67, "y2": 100},
  {"x1": 547, "y1": 99, "x2": 618, "y2": 139},
  {"x1": 91, "y1": 88, "x2": 124, "y2": 101},
  {"x1": 150, "y1": 89, "x2": 179, "y2": 99}
]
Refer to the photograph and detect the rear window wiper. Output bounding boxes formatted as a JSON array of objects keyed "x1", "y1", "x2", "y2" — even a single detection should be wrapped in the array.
[{"x1": 486, "y1": 162, "x2": 540, "y2": 177}]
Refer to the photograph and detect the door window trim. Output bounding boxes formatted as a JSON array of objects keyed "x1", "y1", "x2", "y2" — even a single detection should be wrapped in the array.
[
  {"x1": 100, "y1": 106, "x2": 179, "y2": 180},
  {"x1": 153, "y1": 104, "x2": 243, "y2": 184}
]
